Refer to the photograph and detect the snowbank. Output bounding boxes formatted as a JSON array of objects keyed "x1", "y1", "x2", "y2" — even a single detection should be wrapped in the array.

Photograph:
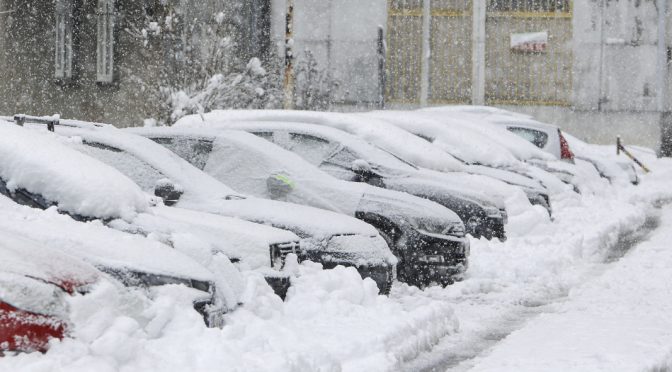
[
  {"x1": 468, "y1": 204, "x2": 672, "y2": 372},
  {"x1": 0, "y1": 260, "x2": 458, "y2": 372}
]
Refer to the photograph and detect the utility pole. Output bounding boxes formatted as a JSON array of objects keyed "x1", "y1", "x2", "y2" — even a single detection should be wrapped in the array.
[
  {"x1": 283, "y1": 0, "x2": 295, "y2": 110},
  {"x1": 420, "y1": 0, "x2": 430, "y2": 107},
  {"x1": 657, "y1": 0, "x2": 671, "y2": 156},
  {"x1": 471, "y1": 0, "x2": 486, "y2": 105},
  {"x1": 377, "y1": 26, "x2": 386, "y2": 109}
]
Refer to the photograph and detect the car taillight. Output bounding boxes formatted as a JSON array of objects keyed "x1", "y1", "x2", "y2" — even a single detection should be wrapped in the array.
[
  {"x1": 0, "y1": 301, "x2": 67, "y2": 353},
  {"x1": 558, "y1": 130, "x2": 574, "y2": 161}
]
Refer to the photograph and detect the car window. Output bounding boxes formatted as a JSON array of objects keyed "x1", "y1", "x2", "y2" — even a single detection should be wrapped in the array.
[
  {"x1": 150, "y1": 137, "x2": 214, "y2": 170},
  {"x1": 251, "y1": 132, "x2": 274, "y2": 141},
  {"x1": 0, "y1": 177, "x2": 52, "y2": 210},
  {"x1": 77, "y1": 142, "x2": 166, "y2": 191},
  {"x1": 507, "y1": 127, "x2": 549, "y2": 149},
  {"x1": 284, "y1": 133, "x2": 338, "y2": 165}
]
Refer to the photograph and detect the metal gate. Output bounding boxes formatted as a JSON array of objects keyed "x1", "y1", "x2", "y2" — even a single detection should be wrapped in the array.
[
  {"x1": 385, "y1": 0, "x2": 572, "y2": 106},
  {"x1": 429, "y1": 0, "x2": 473, "y2": 104},
  {"x1": 484, "y1": 0, "x2": 573, "y2": 105},
  {"x1": 386, "y1": 0, "x2": 423, "y2": 104}
]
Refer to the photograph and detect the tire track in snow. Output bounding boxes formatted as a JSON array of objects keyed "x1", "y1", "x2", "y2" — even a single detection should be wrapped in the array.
[{"x1": 400, "y1": 207, "x2": 662, "y2": 372}]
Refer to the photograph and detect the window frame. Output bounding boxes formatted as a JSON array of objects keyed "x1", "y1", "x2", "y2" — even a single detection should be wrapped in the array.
[
  {"x1": 96, "y1": 0, "x2": 116, "y2": 84},
  {"x1": 55, "y1": 0, "x2": 75, "y2": 81}
]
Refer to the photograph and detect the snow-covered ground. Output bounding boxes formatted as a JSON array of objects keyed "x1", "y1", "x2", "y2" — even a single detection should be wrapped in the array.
[{"x1": 3, "y1": 149, "x2": 672, "y2": 371}]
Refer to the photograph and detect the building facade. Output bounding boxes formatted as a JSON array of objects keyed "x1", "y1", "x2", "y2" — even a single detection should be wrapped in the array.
[
  {"x1": 270, "y1": 0, "x2": 672, "y2": 147},
  {"x1": 0, "y1": 0, "x2": 260, "y2": 126}
]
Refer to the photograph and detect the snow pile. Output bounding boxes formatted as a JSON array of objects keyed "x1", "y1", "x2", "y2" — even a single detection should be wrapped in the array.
[
  {"x1": 468, "y1": 204, "x2": 672, "y2": 372},
  {"x1": 0, "y1": 122, "x2": 149, "y2": 220},
  {"x1": 0, "y1": 260, "x2": 457, "y2": 372}
]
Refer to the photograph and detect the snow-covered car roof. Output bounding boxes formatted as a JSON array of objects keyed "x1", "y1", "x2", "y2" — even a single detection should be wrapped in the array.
[
  {"x1": 414, "y1": 109, "x2": 554, "y2": 162},
  {"x1": 360, "y1": 110, "x2": 522, "y2": 167},
  {"x1": 0, "y1": 121, "x2": 150, "y2": 220},
  {"x1": 174, "y1": 110, "x2": 467, "y2": 173},
  {"x1": 419, "y1": 105, "x2": 534, "y2": 120},
  {"x1": 128, "y1": 126, "x2": 464, "y2": 226},
  {"x1": 0, "y1": 196, "x2": 215, "y2": 283}
]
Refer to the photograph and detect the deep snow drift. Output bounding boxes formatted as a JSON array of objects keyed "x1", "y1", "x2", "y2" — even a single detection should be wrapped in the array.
[{"x1": 3, "y1": 139, "x2": 672, "y2": 372}]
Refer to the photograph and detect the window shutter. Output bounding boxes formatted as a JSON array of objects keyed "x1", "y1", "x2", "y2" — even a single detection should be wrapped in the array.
[
  {"x1": 55, "y1": 0, "x2": 74, "y2": 81},
  {"x1": 96, "y1": 0, "x2": 116, "y2": 83}
]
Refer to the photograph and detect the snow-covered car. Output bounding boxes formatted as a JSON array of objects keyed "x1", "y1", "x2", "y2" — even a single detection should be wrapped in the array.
[
  {"x1": 0, "y1": 231, "x2": 101, "y2": 353},
  {"x1": 0, "y1": 122, "x2": 296, "y2": 299},
  {"x1": 564, "y1": 133, "x2": 639, "y2": 185},
  {"x1": 359, "y1": 110, "x2": 553, "y2": 213},
  {"x1": 20, "y1": 119, "x2": 397, "y2": 294},
  {"x1": 478, "y1": 114, "x2": 575, "y2": 162},
  {"x1": 128, "y1": 127, "x2": 469, "y2": 286},
  {"x1": 0, "y1": 195, "x2": 231, "y2": 328},
  {"x1": 412, "y1": 108, "x2": 579, "y2": 193},
  {"x1": 175, "y1": 113, "x2": 507, "y2": 240}
]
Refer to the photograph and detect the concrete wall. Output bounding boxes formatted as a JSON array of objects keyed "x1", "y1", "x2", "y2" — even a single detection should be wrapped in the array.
[
  {"x1": 270, "y1": 0, "x2": 386, "y2": 106},
  {"x1": 572, "y1": 0, "x2": 664, "y2": 112}
]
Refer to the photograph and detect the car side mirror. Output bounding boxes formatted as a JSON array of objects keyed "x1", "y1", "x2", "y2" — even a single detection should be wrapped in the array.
[
  {"x1": 351, "y1": 159, "x2": 375, "y2": 181},
  {"x1": 266, "y1": 173, "x2": 294, "y2": 199},
  {"x1": 351, "y1": 159, "x2": 372, "y2": 174},
  {"x1": 154, "y1": 179, "x2": 183, "y2": 206}
]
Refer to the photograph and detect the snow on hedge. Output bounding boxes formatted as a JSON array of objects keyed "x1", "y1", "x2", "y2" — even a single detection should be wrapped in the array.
[{"x1": 0, "y1": 122, "x2": 149, "y2": 220}]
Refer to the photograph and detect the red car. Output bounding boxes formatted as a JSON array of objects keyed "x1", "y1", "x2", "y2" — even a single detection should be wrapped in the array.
[{"x1": 0, "y1": 232, "x2": 100, "y2": 354}]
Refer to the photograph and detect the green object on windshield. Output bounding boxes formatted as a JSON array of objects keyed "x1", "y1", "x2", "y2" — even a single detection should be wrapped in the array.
[{"x1": 272, "y1": 174, "x2": 295, "y2": 189}]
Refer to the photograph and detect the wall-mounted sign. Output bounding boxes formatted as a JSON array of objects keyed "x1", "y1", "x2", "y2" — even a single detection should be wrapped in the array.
[{"x1": 510, "y1": 31, "x2": 548, "y2": 53}]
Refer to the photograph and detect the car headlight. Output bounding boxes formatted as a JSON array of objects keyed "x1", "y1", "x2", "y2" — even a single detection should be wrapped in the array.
[
  {"x1": 413, "y1": 218, "x2": 465, "y2": 237},
  {"x1": 444, "y1": 222, "x2": 465, "y2": 237},
  {"x1": 483, "y1": 205, "x2": 502, "y2": 218}
]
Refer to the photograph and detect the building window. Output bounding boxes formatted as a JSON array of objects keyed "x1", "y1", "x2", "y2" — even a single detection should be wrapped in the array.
[
  {"x1": 55, "y1": 0, "x2": 74, "y2": 81},
  {"x1": 96, "y1": 0, "x2": 116, "y2": 83},
  {"x1": 487, "y1": 0, "x2": 571, "y2": 12}
]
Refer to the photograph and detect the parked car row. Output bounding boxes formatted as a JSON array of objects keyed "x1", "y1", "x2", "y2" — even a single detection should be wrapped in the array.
[{"x1": 0, "y1": 107, "x2": 638, "y2": 353}]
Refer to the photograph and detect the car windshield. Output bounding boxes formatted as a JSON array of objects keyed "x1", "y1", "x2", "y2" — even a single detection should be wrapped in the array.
[
  {"x1": 325, "y1": 145, "x2": 417, "y2": 177},
  {"x1": 76, "y1": 142, "x2": 166, "y2": 191}
]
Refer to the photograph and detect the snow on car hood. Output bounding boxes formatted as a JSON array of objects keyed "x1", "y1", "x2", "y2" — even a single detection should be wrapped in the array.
[
  {"x1": 0, "y1": 122, "x2": 149, "y2": 220},
  {"x1": 466, "y1": 164, "x2": 546, "y2": 191},
  {"x1": 0, "y1": 196, "x2": 214, "y2": 283},
  {"x1": 175, "y1": 109, "x2": 467, "y2": 173},
  {"x1": 0, "y1": 229, "x2": 100, "y2": 291},
  {"x1": 360, "y1": 184, "x2": 463, "y2": 226},
  {"x1": 131, "y1": 205, "x2": 300, "y2": 268}
]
